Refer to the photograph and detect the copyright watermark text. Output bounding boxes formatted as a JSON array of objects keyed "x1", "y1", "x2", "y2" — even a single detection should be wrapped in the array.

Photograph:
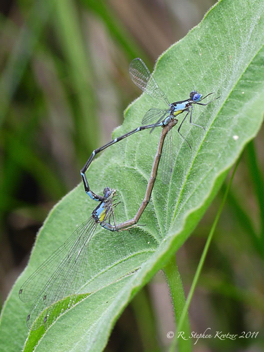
[{"x1": 166, "y1": 327, "x2": 259, "y2": 345}]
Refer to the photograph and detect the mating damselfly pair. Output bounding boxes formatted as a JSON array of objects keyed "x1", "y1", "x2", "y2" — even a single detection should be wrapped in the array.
[{"x1": 19, "y1": 58, "x2": 217, "y2": 330}]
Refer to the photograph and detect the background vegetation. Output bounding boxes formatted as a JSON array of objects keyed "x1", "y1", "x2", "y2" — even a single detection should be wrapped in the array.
[{"x1": 0, "y1": 0, "x2": 263, "y2": 351}]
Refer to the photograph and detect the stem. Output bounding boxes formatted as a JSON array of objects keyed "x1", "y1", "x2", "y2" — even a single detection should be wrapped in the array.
[
  {"x1": 168, "y1": 157, "x2": 240, "y2": 352},
  {"x1": 163, "y1": 255, "x2": 191, "y2": 352},
  {"x1": 132, "y1": 288, "x2": 161, "y2": 352},
  {"x1": 246, "y1": 141, "x2": 264, "y2": 247}
]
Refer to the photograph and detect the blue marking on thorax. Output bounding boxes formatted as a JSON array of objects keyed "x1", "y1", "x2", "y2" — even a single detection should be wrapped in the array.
[
  {"x1": 174, "y1": 102, "x2": 188, "y2": 111},
  {"x1": 94, "y1": 202, "x2": 105, "y2": 219}
]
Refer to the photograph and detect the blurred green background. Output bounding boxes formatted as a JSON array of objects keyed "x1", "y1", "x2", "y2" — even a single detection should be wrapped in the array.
[{"x1": 0, "y1": 0, "x2": 263, "y2": 351}]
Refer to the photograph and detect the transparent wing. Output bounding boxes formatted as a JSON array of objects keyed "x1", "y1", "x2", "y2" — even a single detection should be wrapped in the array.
[
  {"x1": 19, "y1": 217, "x2": 98, "y2": 329},
  {"x1": 142, "y1": 108, "x2": 169, "y2": 125},
  {"x1": 129, "y1": 58, "x2": 170, "y2": 106}
]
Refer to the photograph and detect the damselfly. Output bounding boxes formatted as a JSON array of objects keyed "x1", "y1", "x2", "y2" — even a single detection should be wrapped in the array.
[
  {"x1": 129, "y1": 58, "x2": 214, "y2": 138},
  {"x1": 20, "y1": 119, "x2": 188, "y2": 329},
  {"x1": 81, "y1": 58, "x2": 216, "y2": 201},
  {"x1": 19, "y1": 187, "x2": 118, "y2": 330}
]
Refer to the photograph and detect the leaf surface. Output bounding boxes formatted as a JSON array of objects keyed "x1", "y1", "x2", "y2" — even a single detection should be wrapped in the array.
[{"x1": 1, "y1": 0, "x2": 264, "y2": 351}]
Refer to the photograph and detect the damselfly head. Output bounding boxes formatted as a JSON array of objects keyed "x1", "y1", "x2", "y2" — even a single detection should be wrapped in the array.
[
  {"x1": 103, "y1": 187, "x2": 116, "y2": 200},
  {"x1": 190, "y1": 91, "x2": 202, "y2": 102}
]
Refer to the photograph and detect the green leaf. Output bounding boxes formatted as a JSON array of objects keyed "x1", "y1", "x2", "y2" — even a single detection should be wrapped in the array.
[{"x1": 1, "y1": 0, "x2": 264, "y2": 351}]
